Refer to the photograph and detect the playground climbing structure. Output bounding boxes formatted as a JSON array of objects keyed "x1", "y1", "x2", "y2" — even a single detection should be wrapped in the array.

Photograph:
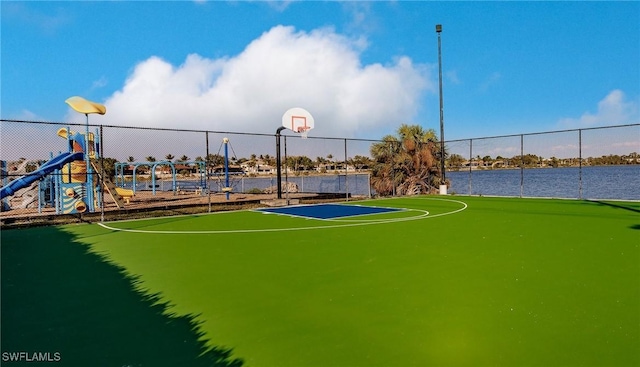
[{"x1": 0, "y1": 97, "x2": 130, "y2": 214}]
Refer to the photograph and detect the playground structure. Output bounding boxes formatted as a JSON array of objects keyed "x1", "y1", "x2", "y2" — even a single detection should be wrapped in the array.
[
  {"x1": 114, "y1": 137, "x2": 237, "y2": 200},
  {"x1": 0, "y1": 97, "x2": 132, "y2": 214},
  {"x1": 114, "y1": 160, "x2": 207, "y2": 196}
]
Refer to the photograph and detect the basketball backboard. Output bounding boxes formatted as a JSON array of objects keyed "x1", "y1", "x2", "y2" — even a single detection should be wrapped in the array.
[{"x1": 282, "y1": 107, "x2": 314, "y2": 138}]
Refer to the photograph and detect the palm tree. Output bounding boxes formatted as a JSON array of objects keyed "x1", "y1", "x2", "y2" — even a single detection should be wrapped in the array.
[
  {"x1": 165, "y1": 154, "x2": 174, "y2": 161},
  {"x1": 370, "y1": 135, "x2": 400, "y2": 195},
  {"x1": 127, "y1": 156, "x2": 135, "y2": 163},
  {"x1": 351, "y1": 155, "x2": 372, "y2": 171},
  {"x1": 370, "y1": 124, "x2": 442, "y2": 196},
  {"x1": 448, "y1": 154, "x2": 465, "y2": 169},
  {"x1": 263, "y1": 154, "x2": 274, "y2": 166},
  {"x1": 101, "y1": 157, "x2": 118, "y2": 179},
  {"x1": 205, "y1": 154, "x2": 224, "y2": 175},
  {"x1": 325, "y1": 154, "x2": 337, "y2": 171},
  {"x1": 145, "y1": 156, "x2": 156, "y2": 163}
]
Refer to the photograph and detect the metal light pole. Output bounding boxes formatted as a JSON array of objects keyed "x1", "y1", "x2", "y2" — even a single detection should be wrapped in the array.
[{"x1": 436, "y1": 24, "x2": 446, "y2": 185}]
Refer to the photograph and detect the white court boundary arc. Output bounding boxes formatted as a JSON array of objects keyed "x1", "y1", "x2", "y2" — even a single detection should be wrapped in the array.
[{"x1": 96, "y1": 197, "x2": 468, "y2": 235}]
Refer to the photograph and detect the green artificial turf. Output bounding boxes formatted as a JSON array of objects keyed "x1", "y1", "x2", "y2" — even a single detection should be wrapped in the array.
[{"x1": 2, "y1": 196, "x2": 639, "y2": 366}]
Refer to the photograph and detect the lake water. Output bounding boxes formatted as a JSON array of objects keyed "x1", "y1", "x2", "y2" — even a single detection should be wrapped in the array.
[
  {"x1": 123, "y1": 173, "x2": 372, "y2": 197},
  {"x1": 447, "y1": 165, "x2": 639, "y2": 201},
  {"x1": 123, "y1": 165, "x2": 639, "y2": 201}
]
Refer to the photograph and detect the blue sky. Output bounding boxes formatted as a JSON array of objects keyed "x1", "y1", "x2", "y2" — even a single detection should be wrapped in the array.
[{"x1": 2, "y1": 1, "x2": 639, "y2": 142}]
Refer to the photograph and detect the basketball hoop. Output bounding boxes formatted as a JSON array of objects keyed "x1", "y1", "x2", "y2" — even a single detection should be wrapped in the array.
[
  {"x1": 282, "y1": 107, "x2": 314, "y2": 139},
  {"x1": 297, "y1": 126, "x2": 310, "y2": 139}
]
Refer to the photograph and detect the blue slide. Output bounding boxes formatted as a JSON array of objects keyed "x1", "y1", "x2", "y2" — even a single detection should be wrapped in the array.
[{"x1": 0, "y1": 152, "x2": 84, "y2": 200}]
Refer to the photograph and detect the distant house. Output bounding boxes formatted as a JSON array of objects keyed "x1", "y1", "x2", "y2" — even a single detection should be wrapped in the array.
[
  {"x1": 241, "y1": 162, "x2": 276, "y2": 175},
  {"x1": 255, "y1": 164, "x2": 275, "y2": 175},
  {"x1": 174, "y1": 164, "x2": 199, "y2": 174},
  {"x1": 462, "y1": 161, "x2": 482, "y2": 168},
  {"x1": 209, "y1": 165, "x2": 246, "y2": 176},
  {"x1": 317, "y1": 163, "x2": 347, "y2": 172}
]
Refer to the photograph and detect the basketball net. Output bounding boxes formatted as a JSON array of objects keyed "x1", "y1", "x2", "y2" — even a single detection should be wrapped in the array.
[{"x1": 297, "y1": 126, "x2": 310, "y2": 139}]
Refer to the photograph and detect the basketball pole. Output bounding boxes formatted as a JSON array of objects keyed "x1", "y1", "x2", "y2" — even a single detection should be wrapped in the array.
[
  {"x1": 276, "y1": 126, "x2": 286, "y2": 199},
  {"x1": 284, "y1": 135, "x2": 289, "y2": 203}
]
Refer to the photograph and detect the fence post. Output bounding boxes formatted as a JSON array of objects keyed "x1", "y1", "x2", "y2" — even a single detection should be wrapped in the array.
[
  {"x1": 206, "y1": 131, "x2": 211, "y2": 212},
  {"x1": 389, "y1": 142, "x2": 395, "y2": 196},
  {"x1": 520, "y1": 134, "x2": 524, "y2": 198},
  {"x1": 579, "y1": 129, "x2": 583, "y2": 199},
  {"x1": 99, "y1": 125, "x2": 105, "y2": 222},
  {"x1": 344, "y1": 138, "x2": 348, "y2": 201},
  {"x1": 468, "y1": 138, "x2": 473, "y2": 195}
]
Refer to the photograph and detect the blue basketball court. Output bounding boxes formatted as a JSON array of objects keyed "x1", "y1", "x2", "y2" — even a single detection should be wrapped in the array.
[{"x1": 257, "y1": 203, "x2": 401, "y2": 220}]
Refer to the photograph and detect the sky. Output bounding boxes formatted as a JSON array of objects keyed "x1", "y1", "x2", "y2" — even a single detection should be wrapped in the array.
[{"x1": 1, "y1": 1, "x2": 639, "y2": 151}]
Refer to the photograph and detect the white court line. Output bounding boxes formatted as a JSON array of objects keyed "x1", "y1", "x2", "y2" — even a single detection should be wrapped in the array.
[{"x1": 96, "y1": 197, "x2": 468, "y2": 235}]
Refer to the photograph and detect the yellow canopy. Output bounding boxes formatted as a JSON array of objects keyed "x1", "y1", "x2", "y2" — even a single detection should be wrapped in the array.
[
  {"x1": 56, "y1": 127, "x2": 75, "y2": 139},
  {"x1": 65, "y1": 96, "x2": 106, "y2": 115}
]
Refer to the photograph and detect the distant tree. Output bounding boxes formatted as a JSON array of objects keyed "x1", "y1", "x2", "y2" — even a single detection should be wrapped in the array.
[
  {"x1": 99, "y1": 157, "x2": 118, "y2": 179},
  {"x1": 206, "y1": 154, "x2": 224, "y2": 170},
  {"x1": 127, "y1": 156, "x2": 135, "y2": 163},
  {"x1": 145, "y1": 156, "x2": 156, "y2": 163},
  {"x1": 517, "y1": 154, "x2": 540, "y2": 167},
  {"x1": 25, "y1": 163, "x2": 38, "y2": 173},
  {"x1": 165, "y1": 154, "x2": 174, "y2": 161},
  {"x1": 448, "y1": 154, "x2": 466, "y2": 169},
  {"x1": 350, "y1": 155, "x2": 373, "y2": 171},
  {"x1": 286, "y1": 155, "x2": 314, "y2": 172},
  {"x1": 262, "y1": 154, "x2": 275, "y2": 166},
  {"x1": 326, "y1": 154, "x2": 334, "y2": 169}
]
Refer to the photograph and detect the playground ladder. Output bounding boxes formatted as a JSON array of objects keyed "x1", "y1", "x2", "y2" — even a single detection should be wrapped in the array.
[{"x1": 90, "y1": 160, "x2": 127, "y2": 209}]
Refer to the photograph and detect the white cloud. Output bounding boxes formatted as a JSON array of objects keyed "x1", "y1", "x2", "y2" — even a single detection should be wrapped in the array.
[
  {"x1": 558, "y1": 90, "x2": 640, "y2": 128},
  {"x1": 478, "y1": 72, "x2": 501, "y2": 92},
  {"x1": 14, "y1": 109, "x2": 44, "y2": 121},
  {"x1": 90, "y1": 76, "x2": 108, "y2": 90},
  {"x1": 266, "y1": 1, "x2": 296, "y2": 12},
  {"x1": 446, "y1": 70, "x2": 460, "y2": 85},
  {"x1": 78, "y1": 25, "x2": 431, "y2": 139},
  {"x1": 2, "y1": 2, "x2": 71, "y2": 35},
  {"x1": 342, "y1": 2, "x2": 377, "y2": 35}
]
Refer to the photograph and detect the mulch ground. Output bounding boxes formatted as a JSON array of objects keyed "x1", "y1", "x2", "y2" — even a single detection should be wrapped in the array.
[{"x1": 0, "y1": 191, "x2": 350, "y2": 228}]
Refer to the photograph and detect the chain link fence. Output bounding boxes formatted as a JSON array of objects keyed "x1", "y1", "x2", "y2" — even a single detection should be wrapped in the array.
[
  {"x1": 446, "y1": 124, "x2": 640, "y2": 200},
  {"x1": 0, "y1": 120, "x2": 379, "y2": 218},
  {"x1": 1, "y1": 119, "x2": 638, "y2": 219}
]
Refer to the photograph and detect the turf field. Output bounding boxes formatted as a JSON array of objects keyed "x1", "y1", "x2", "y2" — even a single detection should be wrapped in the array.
[{"x1": 2, "y1": 196, "x2": 639, "y2": 366}]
